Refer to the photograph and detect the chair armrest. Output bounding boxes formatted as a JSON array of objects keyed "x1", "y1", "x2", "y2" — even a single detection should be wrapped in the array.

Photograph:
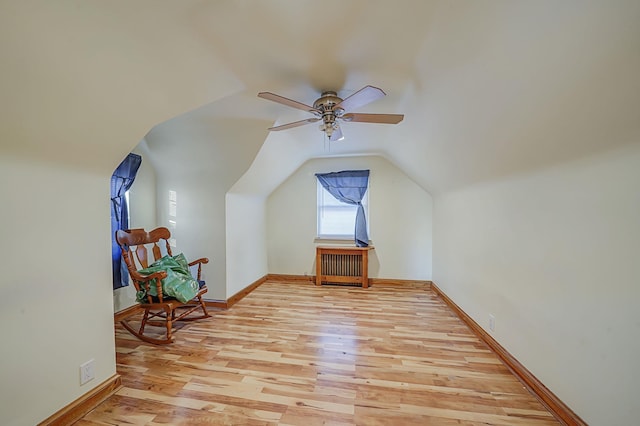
[
  {"x1": 188, "y1": 257, "x2": 209, "y2": 267},
  {"x1": 188, "y1": 257, "x2": 209, "y2": 281},
  {"x1": 131, "y1": 270, "x2": 168, "y2": 303}
]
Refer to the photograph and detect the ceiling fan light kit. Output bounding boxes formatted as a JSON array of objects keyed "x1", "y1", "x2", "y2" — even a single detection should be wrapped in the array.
[{"x1": 258, "y1": 85, "x2": 404, "y2": 141}]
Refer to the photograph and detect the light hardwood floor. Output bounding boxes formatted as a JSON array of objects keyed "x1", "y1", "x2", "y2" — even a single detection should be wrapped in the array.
[{"x1": 79, "y1": 280, "x2": 559, "y2": 425}]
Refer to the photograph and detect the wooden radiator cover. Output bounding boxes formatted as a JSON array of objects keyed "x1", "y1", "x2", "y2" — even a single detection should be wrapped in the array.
[{"x1": 315, "y1": 246, "x2": 373, "y2": 288}]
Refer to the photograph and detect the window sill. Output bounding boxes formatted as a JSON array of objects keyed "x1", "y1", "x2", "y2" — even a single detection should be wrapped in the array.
[{"x1": 314, "y1": 237, "x2": 372, "y2": 245}]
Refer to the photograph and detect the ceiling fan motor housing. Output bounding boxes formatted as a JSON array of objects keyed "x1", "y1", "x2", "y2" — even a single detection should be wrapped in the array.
[
  {"x1": 313, "y1": 91, "x2": 341, "y2": 109},
  {"x1": 314, "y1": 91, "x2": 343, "y2": 135}
]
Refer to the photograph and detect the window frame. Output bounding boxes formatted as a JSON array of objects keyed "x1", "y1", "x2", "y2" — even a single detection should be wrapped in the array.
[{"x1": 316, "y1": 178, "x2": 370, "y2": 240}]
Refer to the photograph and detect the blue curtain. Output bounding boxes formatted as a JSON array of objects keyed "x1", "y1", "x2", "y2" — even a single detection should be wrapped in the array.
[
  {"x1": 316, "y1": 169, "x2": 370, "y2": 247},
  {"x1": 111, "y1": 153, "x2": 142, "y2": 289}
]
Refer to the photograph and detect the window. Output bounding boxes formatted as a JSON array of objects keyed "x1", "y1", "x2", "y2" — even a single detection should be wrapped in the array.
[
  {"x1": 317, "y1": 179, "x2": 369, "y2": 239},
  {"x1": 110, "y1": 152, "x2": 142, "y2": 289}
]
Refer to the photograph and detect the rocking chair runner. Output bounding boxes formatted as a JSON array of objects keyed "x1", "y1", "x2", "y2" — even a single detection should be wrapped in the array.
[{"x1": 115, "y1": 227, "x2": 211, "y2": 344}]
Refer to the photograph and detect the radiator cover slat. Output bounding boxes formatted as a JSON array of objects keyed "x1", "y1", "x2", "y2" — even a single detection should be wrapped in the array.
[{"x1": 323, "y1": 253, "x2": 361, "y2": 277}]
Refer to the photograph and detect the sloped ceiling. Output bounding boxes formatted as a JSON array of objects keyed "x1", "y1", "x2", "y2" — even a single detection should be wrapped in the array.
[
  {"x1": 1, "y1": 0, "x2": 242, "y2": 173},
  {"x1": 2, "y1": 0, "x2": 639, "y2": 193},
  {"x1": 147, "y1": 0, "x2": 640, "y2": 196}
]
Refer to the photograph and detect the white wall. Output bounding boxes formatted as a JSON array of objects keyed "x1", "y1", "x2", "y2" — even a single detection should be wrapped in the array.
[
  {"x1": 113, "y1": 143, "x2": 158, "y2": 313},
  {"x1": 128, "y1": 143, "x2": 158, "y2": 232},
  {"x1": 226, "y1": 193, "x2": 268, "y2": 297},
  {"x1": 144, "y1": 116, "x2": 267, "y2": 301},
  {"x1": 433, "y1": 143, "x2": 640, "y2": 426},
  {"x1": 267, "y1": 155, "x2": 433, "y2": 280},
  {"x1": 153, "y1": 172, "x2": 227, "y2": 300},
  {"x1": 0, "y1": 156, "x2": 117, "y2": 426}
]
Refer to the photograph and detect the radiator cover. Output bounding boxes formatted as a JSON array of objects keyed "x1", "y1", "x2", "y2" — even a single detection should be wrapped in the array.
[{"x1": 315, "y1": 246, "x2": 373, "y2": 288}]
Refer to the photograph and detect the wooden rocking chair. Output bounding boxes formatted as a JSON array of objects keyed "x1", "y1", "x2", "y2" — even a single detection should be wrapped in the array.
[{"x1": 115, "y1": 227, "x2": 211, "y2": 344}]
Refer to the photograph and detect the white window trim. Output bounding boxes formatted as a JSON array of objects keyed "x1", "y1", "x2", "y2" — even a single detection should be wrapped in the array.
[{"x1": 316, "y1": 177, "x2": 370, "y2": 241}]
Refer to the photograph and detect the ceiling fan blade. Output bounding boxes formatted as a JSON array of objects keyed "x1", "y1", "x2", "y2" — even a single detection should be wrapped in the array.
[
  {"x1": 258, "y1": 92, "x2": 321, "y2": 114},
  {"x1": 268, "y1": 117, "x2": 319, "y2": 131},
  {"x1": 341, "y1": 113, "x2": 404, "y2": 124},
  {"x1": 329, "y1": 124, "x2": 344, "y2": 141},
  {"x1": 333, "y1": 85, "x2": 386, "y2": 112}
]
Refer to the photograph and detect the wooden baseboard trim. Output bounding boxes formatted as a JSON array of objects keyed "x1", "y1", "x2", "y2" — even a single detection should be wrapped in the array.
[
  {"x1": 266, "y1": 275, "x2": 431, "y2": 288},
  {"x1": 204, "y1": 299, "x2": 228, "y2": 309},
  {"x1": 266, "y1": 273, "x2": 316, "y2": 283},
  {"x1": 369, "y1": 278, "x2": 432, "y2": 287},
  {"x1": 204, "y1": 276, "x2": 269, "y2": 310},
  {"x1": 227, "y1": 275, "x2": 268, "y2": 307},
  {"x1": 38, "y1": 374, "x2": 122, "y2": 426},
  {"x1": 114, "y1": 304, "x2": 141, "y2": 322},
  {"x1": 431, "y1": 282, "x2": 586, "y2": 426}
]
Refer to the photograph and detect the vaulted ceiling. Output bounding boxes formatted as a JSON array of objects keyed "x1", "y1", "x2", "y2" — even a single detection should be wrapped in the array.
[{"x1": 2, "y1": 1, "x2": 639, "y2": 195}]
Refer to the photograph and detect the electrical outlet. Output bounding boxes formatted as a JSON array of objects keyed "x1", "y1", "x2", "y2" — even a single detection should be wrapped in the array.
[
  {"x1": 80, "y1": 359, "x2": 95, "y2": 385},
  {"x1": 489, "y1": 314, "x2": 496, "y2": 332}
]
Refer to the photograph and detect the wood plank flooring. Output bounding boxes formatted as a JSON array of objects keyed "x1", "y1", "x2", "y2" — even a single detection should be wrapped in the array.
[{"x1": 78, "y1": 280, "x2": 559, "y2": 425}]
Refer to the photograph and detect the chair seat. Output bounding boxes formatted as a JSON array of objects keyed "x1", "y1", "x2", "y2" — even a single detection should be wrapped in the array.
[{"x1": 144, "y1": 285, "x2": 207, "y2": 305}]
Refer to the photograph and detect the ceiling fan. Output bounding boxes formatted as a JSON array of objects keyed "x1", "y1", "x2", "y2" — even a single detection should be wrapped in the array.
[{"x1": 258, "y1": 85, "x2": 404, "y2": 141}]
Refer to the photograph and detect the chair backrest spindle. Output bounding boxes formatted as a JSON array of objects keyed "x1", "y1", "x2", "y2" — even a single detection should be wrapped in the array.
[{"x1": 135, "y1": 244, "x2": 149, "y2": 269}]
